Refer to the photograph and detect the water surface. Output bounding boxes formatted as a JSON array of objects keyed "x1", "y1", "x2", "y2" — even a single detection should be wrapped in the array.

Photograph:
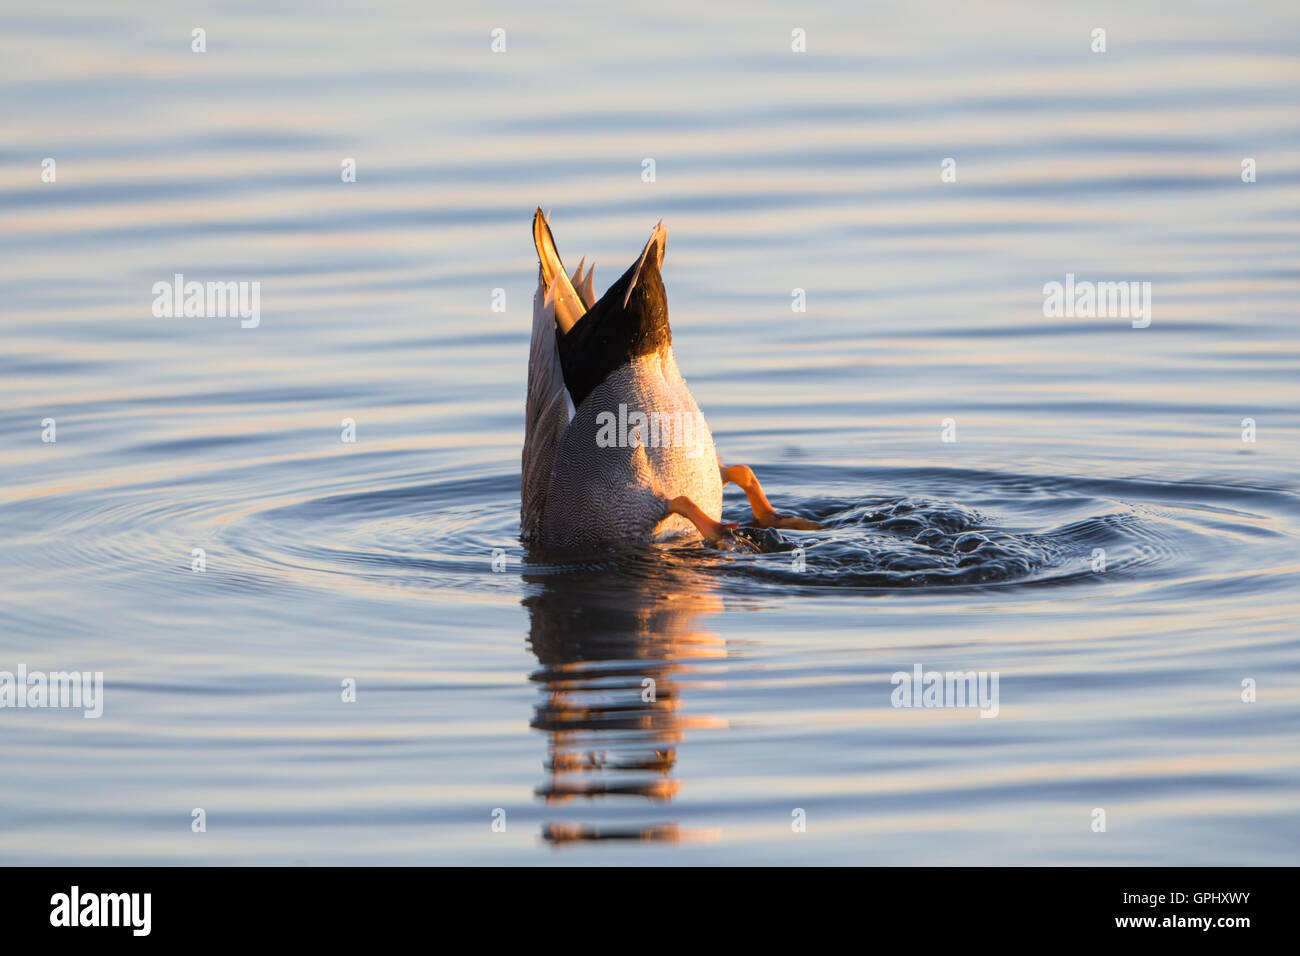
[{"x1": 2, "y1": 0, "x2": 1298, "y2": 864}]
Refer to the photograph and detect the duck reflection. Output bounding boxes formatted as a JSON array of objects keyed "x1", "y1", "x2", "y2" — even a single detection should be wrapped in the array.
[{"x1": 523, "y1": 552, "x2": 726, "y2": 845}]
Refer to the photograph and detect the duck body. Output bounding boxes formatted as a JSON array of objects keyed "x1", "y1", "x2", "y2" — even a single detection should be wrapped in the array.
[
  {"x1": 542, "y1": 350, "x2": 723, "y2": 550},
  {"x1": 522, "y1": 210, "x2": 818, "y2": 553},
  {"x1": 522, "y1": 210, "x2": 722, "y2": 551}
]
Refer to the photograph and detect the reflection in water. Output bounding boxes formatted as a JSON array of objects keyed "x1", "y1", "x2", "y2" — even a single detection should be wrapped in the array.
[{"x1": 523, "y1": 553, "x2": 728, "y2": 845}]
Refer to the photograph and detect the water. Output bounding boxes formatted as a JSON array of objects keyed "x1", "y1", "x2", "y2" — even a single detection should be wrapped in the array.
[{"x1": 2, "y1": 0, "x2": 1298, "y2": 864}]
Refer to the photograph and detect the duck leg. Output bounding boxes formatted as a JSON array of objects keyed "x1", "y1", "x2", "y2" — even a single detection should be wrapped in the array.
[
  {"x1": 720, "y1": 465, "x2": 820, "y2": 530},
  {"x1": 668, "y1": 496, "x2": 738, "y2": 548}
]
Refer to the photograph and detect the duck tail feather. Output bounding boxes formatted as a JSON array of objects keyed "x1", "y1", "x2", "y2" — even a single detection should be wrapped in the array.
[
  {"x1": 522, "y1": 263, "x2": 573, "y2": 540},
  {"x1": 532, "y1": 208, "x2": 586, "y2": 333},
  {"x1": 622, "y1": 220, "x2": 666, "y2": 308}
]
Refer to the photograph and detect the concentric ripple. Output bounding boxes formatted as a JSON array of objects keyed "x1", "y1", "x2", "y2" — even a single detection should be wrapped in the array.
[{"x1": 208, "y1": 465, "x2": 1297, "y2": 598}]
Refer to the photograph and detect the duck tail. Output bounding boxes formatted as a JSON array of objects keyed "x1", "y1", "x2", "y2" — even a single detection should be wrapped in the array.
[
  {"x1": 532, "y1": 208, "x2": 586, "y2": 333},
  {"x1": 522, "y1": 213, "x2": 575, "y2": 540},
  {"x1": 555, "y1": 220, "x2": 671, "y2": 408}
]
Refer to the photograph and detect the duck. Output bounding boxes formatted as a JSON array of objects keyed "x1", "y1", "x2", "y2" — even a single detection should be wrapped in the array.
[{"x1": 521, "y1": 208, "x2": 818, "y2": 551}]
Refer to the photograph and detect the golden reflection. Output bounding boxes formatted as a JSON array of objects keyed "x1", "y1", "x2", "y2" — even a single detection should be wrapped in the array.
[{"x1": 523, "y1": 554, "x2": 726, "y2": 846}]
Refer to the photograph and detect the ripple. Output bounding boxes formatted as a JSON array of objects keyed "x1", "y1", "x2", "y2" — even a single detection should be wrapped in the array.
[{"x1": 190, "y1": 466, "x2": 1300, "y2": 598}]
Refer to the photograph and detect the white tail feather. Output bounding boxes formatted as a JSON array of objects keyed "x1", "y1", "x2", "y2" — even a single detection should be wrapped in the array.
[{"x1": 533, "y1": 209, "x2": 586, "y2": 333}]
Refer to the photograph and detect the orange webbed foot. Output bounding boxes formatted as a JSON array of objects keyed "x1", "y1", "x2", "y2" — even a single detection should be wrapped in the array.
[
  {"x1": 719, "y1": 464, "x2": 821, "y2": 531},
  {"x1": 668, "y1": 495, "x2": 738, "y2": 549}
]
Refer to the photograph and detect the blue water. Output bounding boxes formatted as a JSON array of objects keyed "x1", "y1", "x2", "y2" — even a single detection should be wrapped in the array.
[{"x1": 1, "y1": 0, "x2": 1298, "y2": 864}]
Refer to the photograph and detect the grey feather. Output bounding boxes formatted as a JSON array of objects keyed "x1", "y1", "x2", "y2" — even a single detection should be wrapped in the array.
[
  {"x1": 538, "y1": 348, "x2": 722, "y2": 550},
  {"x1": 521, "y1": 267, "x2": 572, "y2": 542}
]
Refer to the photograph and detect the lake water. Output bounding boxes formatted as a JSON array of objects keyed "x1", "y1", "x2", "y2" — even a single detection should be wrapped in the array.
[{"x1": 2, "y1": 0, "x2": 1297, "y2": 864}]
